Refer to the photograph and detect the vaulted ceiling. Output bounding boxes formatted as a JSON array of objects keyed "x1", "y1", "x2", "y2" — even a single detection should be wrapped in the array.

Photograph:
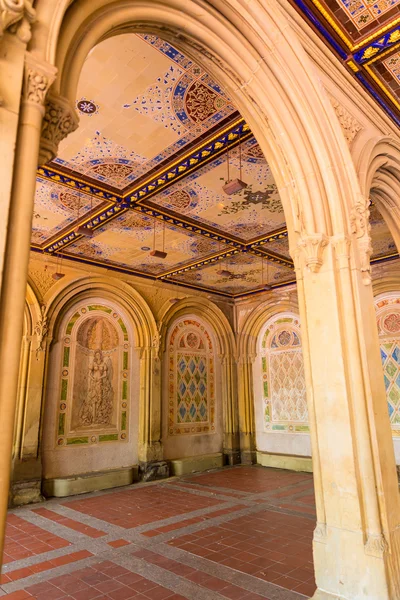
[{"x1": 31, "y1": 32, "x2": 398, "y2": 297}]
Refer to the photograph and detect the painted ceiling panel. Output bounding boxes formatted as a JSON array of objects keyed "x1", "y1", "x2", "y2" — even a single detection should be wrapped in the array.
[
  {"x1": 31, "y1": 179, "x2": 106, "y2": 245},
  {"x1": 53, "y1": 34, "x2": 236, "y2": 190},
  {"x1": 169, "y1": 253, "x2": 295, "y2": 294},
  {"x1": 31, "y1": 30, "x2": 399, "y2": 297},
  {"x1": 64, "y1": 211, "x2": 228, "y2": 275},
  {"x1": 147, "y1": 139, "x2": 283, "y2": 242}
]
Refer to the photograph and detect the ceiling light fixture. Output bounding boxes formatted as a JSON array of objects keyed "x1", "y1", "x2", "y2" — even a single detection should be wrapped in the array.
[
  {"x1": 52, "y1": 252, "x2": 65, "y2": 280},
  {"x1": 222, "y1": 132, "x2": 248, "y2": 195},
  {"x1": 261, "y1": 257, "x2": 272, "y2": 291},
  {"x1": 74, "y1": 190, "x2": 94, "y2": 237},
  {"x1": 149, "y1": 219, "x2": 168, "y2": 259}
]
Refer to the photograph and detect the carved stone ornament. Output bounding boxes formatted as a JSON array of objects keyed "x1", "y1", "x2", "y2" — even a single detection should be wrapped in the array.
[
  {"x1": 22, "y1": 55, "x2": 57, "y2": 107},
  {"x1": 34, "y1": 304, "x2": 48, "y2": 359},
  {"x1": 328, "y1": 94, "x2": 362, "y2": 146},
  {"x1": 297, "y1": 233, "x2": 329, "y2": 273},
  {"x1": 29, "y1": 267, "x2": 56, "y2": 297},
  {"x1": 39, "y1": 94, "x2": 79, "y2": 165},
  {"x1": 313, "y1": 522, "x2": 327, "y2": 543},
  {"x1": 350, "y1": 196, "x2": 373, "y2": 285},
  {"x1": 0, "y1": 0, "x2": 35, "y2": 43},
  {"x1": 365, "y1": 533, "x2": 388, "y2": 558}
]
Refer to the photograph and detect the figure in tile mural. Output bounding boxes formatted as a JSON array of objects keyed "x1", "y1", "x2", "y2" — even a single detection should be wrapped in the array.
[
  {"x1": 79, "y1": 349, "x2": 114, "y2": 426},
  {"x1": 57, "y1": 304, "x2": 130, "y2": 446},
  {"x1": 72, "y1": 315, "x2": 119, "y2": 430}
]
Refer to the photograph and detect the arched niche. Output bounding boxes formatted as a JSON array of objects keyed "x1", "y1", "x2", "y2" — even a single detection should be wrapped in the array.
[
  {"x1": 42, "y1": 278, "x2": 157, "y2": 483},
  {"x1": 163, "y1": 314, "x2": 221, "y2": 461},
  {"x1": 253, "y1": 310, "x2": 311, "y2": 458},
  {"x1": 374, "y1": 292, "x2": 400, "y2": 464}
]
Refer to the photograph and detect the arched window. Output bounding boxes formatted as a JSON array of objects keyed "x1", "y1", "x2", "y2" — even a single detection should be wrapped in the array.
[
  {"x1": 168, "y1": 318, "x2": 215, "y2": 436},
  {"x1": 261, "y1": 314, "x2": 308, "y2": 433},
  {"x1": 376, "y1": 295, "x2": 400, "y2": 433},
  {"x1": 56, "y1": 303, "x2": 130, "y2": 447}
]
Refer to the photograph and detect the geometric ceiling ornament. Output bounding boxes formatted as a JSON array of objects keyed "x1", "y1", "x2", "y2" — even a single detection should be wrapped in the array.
[{"x1": 30, "y1": 31, "x2": 399, "y2": 298}]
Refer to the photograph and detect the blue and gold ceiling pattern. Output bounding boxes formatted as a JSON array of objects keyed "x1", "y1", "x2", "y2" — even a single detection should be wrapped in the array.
[
  {"x1": 291, "y1": 0, "x2": 400, "y2": 125},
  {"x1": 31, "y1": 32, "x2": 398, "y2": 298}
]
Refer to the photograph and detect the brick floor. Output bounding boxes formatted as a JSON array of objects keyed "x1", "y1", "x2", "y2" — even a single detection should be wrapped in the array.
[{"x1": 1, "y1": 466, "x2": 317, "y2": 599}]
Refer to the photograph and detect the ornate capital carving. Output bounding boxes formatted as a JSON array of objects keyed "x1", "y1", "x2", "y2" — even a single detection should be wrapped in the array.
[
  {"x1": 365, "y1": 533, "x2": 388, "y2": 557},
  {"x1": 22, "y1": 55, "x2": 56, "y2": 107},
  {"x1": 350, "y1": 196, "x2": 373, "y2": 285},
  {"x1": 333, "y1": 234, "x2": 352, "y2": 268},
  {"x1": 297, "y1": 233, "x2": 329, "y2": 274},
  {"x1": 0, "y1": 0, "x2": 35, "y2": 43},
  {"x1": 328, "y1": 94, "x2": 362, "y2": 146},
  {"x1": 39, "y1": 94, "x2": 79, "y2": 165}
]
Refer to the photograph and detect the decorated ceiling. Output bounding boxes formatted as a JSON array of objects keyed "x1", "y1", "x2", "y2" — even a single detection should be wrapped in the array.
[
  {"x1": 31, "y1": 33, "x2": 398, "y2": 298},
  {"x1": 290, "y1": 0, "x2": 400, "y2": 126}
]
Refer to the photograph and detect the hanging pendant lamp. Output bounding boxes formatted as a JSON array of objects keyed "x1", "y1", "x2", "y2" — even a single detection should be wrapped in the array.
[{"x1": 149, "y1": 219, "x2": 168, "y2": 259}]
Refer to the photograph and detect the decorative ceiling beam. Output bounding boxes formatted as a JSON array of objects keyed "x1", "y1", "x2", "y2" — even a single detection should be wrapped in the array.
[{"x1": 160, "y1": 248, "x2": 241, "y2": 279}]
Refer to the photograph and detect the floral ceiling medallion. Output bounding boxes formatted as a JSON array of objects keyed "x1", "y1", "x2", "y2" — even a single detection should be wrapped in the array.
[{"x1": 76, "y1": 98, "x2": 99, "y2": 116}]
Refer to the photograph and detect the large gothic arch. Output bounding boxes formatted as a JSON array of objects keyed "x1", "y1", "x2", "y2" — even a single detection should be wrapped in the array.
[{"x1": 0, "y1": 1, "x2": 398, "y2": 598}]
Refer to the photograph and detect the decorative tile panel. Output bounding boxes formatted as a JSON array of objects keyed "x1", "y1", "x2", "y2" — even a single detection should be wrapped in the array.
[
  {"x1": 56, "y1": 303, "x2": 130, "y2": 447},
  {"x1": 168, "y1": 319, "x2": 215, "y2": 435},
  {"x1": 261, "y1": 315, "x2": 308, "y2": 433},
  {"x1": 376, "y1": 295, "x2": 400, "y2": 434}
]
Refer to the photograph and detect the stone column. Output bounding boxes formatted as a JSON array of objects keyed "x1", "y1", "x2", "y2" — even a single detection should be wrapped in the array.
[
  {"x1": 237, "y1": 354, "x2": 256, "y2": 464},
  {"x1": 220, "y1": 354, "x2": 240, "y2": 465},
  {"x1": 10, "y1": 308, "x2": 50, "y2": 506},
  {"x1": 0, "y1": 56, "x2": 77, "y2": 565},
  {"x1": 294, "y1": 220, "x2": 400, "y2": 599},
  {"x1": 137, "y1": 338, "x2": 168, "y2": 481},
  {"x1": 0, "y1": 1, "x2": 35, "y2": 286}
]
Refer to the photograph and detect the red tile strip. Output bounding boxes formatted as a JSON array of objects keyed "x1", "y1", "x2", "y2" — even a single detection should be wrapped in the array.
[
  {"x1": 1, "y1": 550, "x2": 93, "y2": 584},
  {"x1": 33, "y1": 507, "x2": 106, "y2": 538},
  {"x1": 107, "y1": 539, "x2": 131, "y2": 548},
  {"x1": 3, "y1": 514, "x2": 70, "y2": 564}
]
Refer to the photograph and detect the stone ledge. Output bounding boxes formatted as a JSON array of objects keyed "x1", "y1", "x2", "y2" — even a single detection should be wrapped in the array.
[
  {"x1": 42, "y1": 465, "x2": 138, "y2": 498},
  {"x1": 256, "y1": 451, "x2": 313, "y2": 472},
  {"x1": 169, "y1": 452, "x2": 224, "y2": 476}
]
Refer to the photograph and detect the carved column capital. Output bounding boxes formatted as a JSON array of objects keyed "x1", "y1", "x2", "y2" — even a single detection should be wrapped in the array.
[
  {"x1": 22, "y1": 54, "x2": 56, "y2": 108},
  {"x1": 0, "y1": 0, "x2": 35, "y2": 43},
  {"x1": 297, "y1": 233, "x2": 329, "y2": 274},
  {"x1": 332, "y1": 234, "x2": 352, "y2": 269},
  {"x1": 365, "y1": 533, "x2": 388, "y2": 558},
  {"x1": 39, "y1": 93, "x2": 79, "y2": 165},
  {"x1": 350, "y1": 196, "x2": 373, "y2": 285}
]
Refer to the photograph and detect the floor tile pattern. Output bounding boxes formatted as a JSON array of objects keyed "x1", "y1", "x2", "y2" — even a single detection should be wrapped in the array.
[{"x1": 0, "y1": 466, "x2": 316, "y2": 599}]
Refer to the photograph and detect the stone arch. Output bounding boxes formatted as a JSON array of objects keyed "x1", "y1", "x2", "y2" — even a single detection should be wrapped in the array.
[
  {"x1": 0, "y1": 1, "x2": 397, "y2": 594},
  {"x1": 357, "y1": 137, "x2": 400, "y2": 252},
  {"x1": 41, "y1": 277, "x2": 157, "y2": 488},
  {"x1": 30, "y1": 0, "x2": 363, "y2": 244},
  {"x1": 46, "y1": 277, "x2": 157, "y2": 348}
]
